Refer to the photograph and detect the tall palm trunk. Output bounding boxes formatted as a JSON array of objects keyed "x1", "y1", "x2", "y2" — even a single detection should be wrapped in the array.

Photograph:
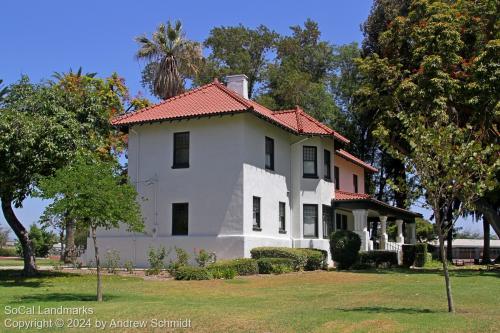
[
  {"x1": 482, "y1": 217, "x2": 490, "y2": 264},
  {"x1": 1, "y1": 196, "x2": 37, "y2": 276},
  {"x1": 91, "y1": 226, "x2": 102, "y2": 302}
]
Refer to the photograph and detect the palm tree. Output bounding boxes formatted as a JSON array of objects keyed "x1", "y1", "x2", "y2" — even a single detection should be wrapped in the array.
[{"x1": 135, "y1": 20, "x2": 202, "y2": 100}]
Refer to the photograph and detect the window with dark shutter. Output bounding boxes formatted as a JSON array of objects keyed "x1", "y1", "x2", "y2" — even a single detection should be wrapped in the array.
[
  {"x1": 334, "y1": 166, "x2": 340, "y2": 190},
  {"x1": 303, "y1": 204, "x2": 318, "y2": 238},
  {"x1": 303, "y1": 146, "x2": 317, "y2": 178},
  {"x1": 265, "y1": 137, "x2": 274, "y2": 170},
  {"x1": 335, "y1": 213, "x2": 348, "y2": 230},
  {"x1": 353, "y1": 174, "x2": 359, "y2": 193},
  {"x1": 324, "y1": 149, "x2": 331, "y2": 180},
  {"x1": 173, "y1": 132, "x2": 189, "y2": 168},
  {"x1": 172, "y1": 203, "x2": 188, "y2": 235},
  {"x1": 253, "y1": 197, "x2": 261, "y2": 230},
  {"x1": 279, "y1": 202, "x2": 286, "y2": 233}
]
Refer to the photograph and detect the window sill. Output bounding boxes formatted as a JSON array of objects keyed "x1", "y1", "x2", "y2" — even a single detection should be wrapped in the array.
[
  {"x1": 279, "y1": 229, "x2": 287, "y2": 234},
  {"x1": 253, "y1": 227, "x2": 262, "y2": 232},
  {"x1": 172, "y1": 164, "x2": 189, "y2": 169},
  {"x1": 303, "y1": 174, "x2": 318, "y2": 179},
  {"x1": 265, "y1": 167, "x2": 275, "y2": 172},
  {"x1": 303, "y1": 236, "x2": 318, "y2": 239}
]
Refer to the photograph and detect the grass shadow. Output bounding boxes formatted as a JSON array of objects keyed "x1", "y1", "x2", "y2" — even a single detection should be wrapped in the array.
[
  {"x1": 15, "y1": 293, "x2": 118, "y2": 303},
  {"x1": 339, "y1": 306, "x2": 437, "y2": 314},
  {"x1": 0, "y1": 269, "x2": 80, "y2": 288},
  {"x1": 340, "y1": 268, "x2": 500, "y2": 278}
]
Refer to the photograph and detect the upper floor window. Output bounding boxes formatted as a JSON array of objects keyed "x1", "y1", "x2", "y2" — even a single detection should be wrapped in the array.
[
  {"x1": 265, "y1": 137, "x2": 274, "y2": 170},
  {"x1": 324, "y1": 149, "x2": 331, "y2": 180},
  {"x1": 253, "y1": 196, "x2": 261, "y2": 231},
  {"x1": 303, "y1": 204, "x2": 318, "y2": 238},
  {"x1": 353, "y1": 174, "x2": 359, "y2": 193},
  {"x1": 334, "y1": 166, "x2": 340, "y2": 190},
  {"x1": 303, "y1": 146, "x2": 317, "y2": 178},
  {"x1": 336, "y1": 213, "x2": 348, "y2": 230},
  {"x1": 173, "y1": 132, "x2": 189, "y2": 168},
  {"x1": 172, "y1": 203, "x2": 189, "y2": 235},
  {"x1": 279, "y1": 202, "x2": 286, "y2": 233}
]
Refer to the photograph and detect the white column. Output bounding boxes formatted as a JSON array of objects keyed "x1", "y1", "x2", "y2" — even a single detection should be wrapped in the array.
[
  {"x1": 379, "y1": 216, "x2": 388, "y2": 250},
  {"x1": 409, "y1": 222, "x2": 416, "y2": 244},
  {"x1": 352, "y1": 209, "x2": 369, "y2": 251},
  {"x1": 396, "y1": 219, "x2": 404, "y2": 244}
]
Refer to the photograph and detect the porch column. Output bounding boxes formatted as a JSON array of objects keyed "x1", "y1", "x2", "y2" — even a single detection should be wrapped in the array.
[
  {"x1": 379, "y1": 216, "x2": 388, "y2": 250},
  {"x1": 408, "y1": 222, "x2": 416, "y2": 244},
  {"x1": 396, "y1": 219, "x2": 404, "y2": 244},
  {"x1": 353, "y1": 209, "x2": 369, "y2": 251}
]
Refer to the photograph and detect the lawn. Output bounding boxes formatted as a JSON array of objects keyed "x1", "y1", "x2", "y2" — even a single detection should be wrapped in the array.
[
  {"x1": 0, "y1": 269, "x2": 498, "y2": 333},
  {"x1": 0, "y1": 258, "x2": 60, "y2": 267}
]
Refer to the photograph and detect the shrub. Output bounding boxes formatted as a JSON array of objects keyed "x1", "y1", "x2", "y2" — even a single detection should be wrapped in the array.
[
  {"x1": 209, "y1": 258, "x2": 259, "y2": 276},
  {"x1": 104, "y1": 249, "x2": 120, "y2": 274},
  {"x1": 124, "y1": 260, "x2": 134, "y2": 274},
  {"x1": 250, "y1": 247, "x2": 307, "y2": 270},
  {"x1": 402, "y1": 244, "x2": 416, "y2": 267},
  {"x1": 208, "y1": 266, "x2": 236, "y2": 279},
  {"x1": 330, "y1": 230, "x2": 361, "y2": 269},
  {"x1": 414, "y1": 243, "x2": 429, "y2": 267},
  {"x1": 174, "y1": 266, "x2": 213, "y2": 280},
  {"x1": 359, "y1": 251, "x2": 398, "y2": 268},
  {"x1": 16, "y1": 224, "x2": 57, "y2": 258},
  {"x1": 256, "y1": 258, "x2": 294, "y2": 274},
  {"x1": 167, "y1": 247, "x2": 190, "y2": 275},
  {"x1": 301, "y1": 248, "x2": 328, "y2": 270},
  {"x1": 0, "y1": 247, "x2": 17, "y2": 257},
  {"x1": 194, "y1": 249, "x2": 216, "y2": 267},
  {"x1": 147, "y1": 246, "x2": 167, "y2": 275}
]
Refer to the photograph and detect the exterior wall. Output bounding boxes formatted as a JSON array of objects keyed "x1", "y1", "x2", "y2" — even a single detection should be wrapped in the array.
[{"x1": 335, "y1": 155, "x2": 366, "y2": 194}]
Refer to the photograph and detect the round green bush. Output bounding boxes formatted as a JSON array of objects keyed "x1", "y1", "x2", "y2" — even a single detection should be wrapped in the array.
[
  {"x1": 302, "y1": 249, "x2": 328, "y2": 270},
  {"x1": 330, "y1": 230, "x2": 361, "y2": 269},
  {"x1": 174, "y1": 266, "x2": 213, "y2": 280},
  {"x1": 250, "y1": 247, "x2": 307, "y2": 270},
  {"x1": 256, "y1": 258, "x2": 294, "y2": 274},
  {"x1": 209, "y1": 258, "x2": 259, "y2": 276},
  {"x1": 208, "y1": 266, "x2": 236, "y2": 279}
]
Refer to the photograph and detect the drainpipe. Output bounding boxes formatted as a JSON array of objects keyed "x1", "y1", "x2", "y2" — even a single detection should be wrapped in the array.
[
  {"x1": 130, "y1": 127, "x2": 140, "y2": 263},
  {"x1": 289, "y1": 136, "x2": 310, "y2": 248}
]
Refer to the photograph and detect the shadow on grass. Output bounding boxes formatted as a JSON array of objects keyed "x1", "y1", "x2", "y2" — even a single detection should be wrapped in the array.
[
  {"x1": 15, "y1": 293, "x2": 117, "y2": 303},
  {"x1": 0, "y1": 269, "x2": 80, "y2": 288},
  {"x1": 339, "y1": 268, "x2": 500, "y2": 278},
  {"x1": 339, "y1": 306, "x2": 436, "y2": 314}
]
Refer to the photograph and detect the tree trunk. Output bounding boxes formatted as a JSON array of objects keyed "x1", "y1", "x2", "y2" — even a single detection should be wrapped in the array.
[
  {"x1": 482, "y1": 217, "x2": 490, "y2": 264},
  {"x1": 1, "y1": 196, "x2": 37, "y2": 276},
  {"x1": 474, "y1": 198, "x2": 500, "y2": 237},
  {"x1": 64, "y1": 217, "x2": 76, "y2": 264},
  {"x1": 438, "y1": 224, "x2": 455, "y2": 313},
  {"x1": 446, "y1": 228, "x2": 453, "y2": 261},
  {"x1": 59, "y1": 227, "x2": 65, "y2": 262},
  {"x1": 91, "y1": 226, "x2": 102, "y2": 302}
]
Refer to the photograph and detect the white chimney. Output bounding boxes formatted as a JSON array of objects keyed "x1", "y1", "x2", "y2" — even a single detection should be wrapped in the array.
[{"x1": 226, "y1": 74, "x2": 249, "y2": 99}]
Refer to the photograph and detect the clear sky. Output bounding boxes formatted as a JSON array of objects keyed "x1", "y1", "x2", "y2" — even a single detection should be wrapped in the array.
[{"x1": 0, "y1": 0, "x2": 486, "y2": 234}]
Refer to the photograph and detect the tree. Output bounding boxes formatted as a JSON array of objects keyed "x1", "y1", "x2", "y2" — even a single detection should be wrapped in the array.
[
  {"x1": 357, "y1": 0, "x2": 500, "y2": 312},
  {"x1": 15, "y1": 224, "x2": 57, "y2": 258},
  {"x1": 198, "y1": 25, "x2": 278, "y2": 97},
  {"x1": 0, "y1": 226, "x2": 10, "y2": 248},
  {"x1": 136, "y1": 20, "x2": 202, "y2": 100},
  {"x1": 37, "y1": 157, "x2": 143, "y2": 301}
]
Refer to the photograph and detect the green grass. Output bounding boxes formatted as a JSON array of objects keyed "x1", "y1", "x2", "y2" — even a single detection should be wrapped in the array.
[
  {"x1": 0, "y1": 258, "x2": 60, "y2": 267},
  {"x1": 0, "y1": 269, "x2": 498, "y2": 332}
]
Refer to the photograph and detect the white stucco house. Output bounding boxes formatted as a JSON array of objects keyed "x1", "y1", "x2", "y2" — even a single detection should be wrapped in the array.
[{"x1": 84, "y1": 74, "x2": 420, "y2": 266}]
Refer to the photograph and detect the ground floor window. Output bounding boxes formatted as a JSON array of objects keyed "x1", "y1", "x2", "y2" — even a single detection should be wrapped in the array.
[
  {"x1": 303, "y1": 204, "x2": 318, "y2": 238},
  {"x1": 253, "y1": 196, "x2": 261, "y2": 230},
  {"x1": 336, "y1": 213, "x2": 348, "y2": 230},
  {"x1": 172, "y1": 203, "x2": 188, "y2": 235},
  {"x1": 279, "y1": 202, "x2": 286, "y2": 233},
  {"x1": 322, "y1": 205, "x2": 332, "y2": 238}
]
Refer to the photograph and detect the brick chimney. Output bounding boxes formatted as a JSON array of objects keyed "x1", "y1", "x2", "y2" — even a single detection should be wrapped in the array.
[{"x1": 226, "y1": 74, "x2": 248, "y2": 99}]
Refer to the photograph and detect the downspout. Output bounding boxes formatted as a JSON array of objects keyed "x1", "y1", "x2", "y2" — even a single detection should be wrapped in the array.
[
  {"x1": 289, "y1": 136, "x2": 310, "y2": 248},
  {"x1": 130, "y1": 127, "x2": 139, "y2": 264}
]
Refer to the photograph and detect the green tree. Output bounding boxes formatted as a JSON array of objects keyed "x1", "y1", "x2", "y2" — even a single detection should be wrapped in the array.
[
  {"x1": 37, "y1": 157, "x2": 143, "y2": 301},
  {"x1": 0, "y1": 226, "x2": 10, "y2": 248},
  {"x1": 136, "y1": 20, "x2": 202, "y2": 100},
  {"x1": 198, "y1": 25, "x2": 278, "y2": 97},
  {"x1": 15, "y1": 224, "x2": 57, "y2": 258}
]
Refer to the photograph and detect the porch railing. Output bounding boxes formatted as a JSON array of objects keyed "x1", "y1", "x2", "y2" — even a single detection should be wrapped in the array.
[{"x1": 385, "y1": 241, "x2": 401, "y2": 253}]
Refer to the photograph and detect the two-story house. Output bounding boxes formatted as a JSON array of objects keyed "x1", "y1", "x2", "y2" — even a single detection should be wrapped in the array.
[{"x1": 84, "y1": 74, "x2": 420, "y2": 266}]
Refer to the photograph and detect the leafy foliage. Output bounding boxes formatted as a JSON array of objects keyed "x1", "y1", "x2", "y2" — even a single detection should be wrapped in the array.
[
  {"x1": 193, "y1": 248, "x2": 216, "y2": 268},
  {"x1": 256, "y1": 258, "x2": 295, "y2": 274},
  {"x1": 15, "y1": 224, "x2": 57, "y2": 258},
  {"x1": 208, "y1": 258, "x2": 259, "y2": 276},
  {"x1": 174, "y1": 266, "x2": 213, "y2": 280},
  {"x1": 330, "y1": 230, "x2": 361, "y2": 269},
  {"x1": 250, "y1": 247, "x2": 307, "y2": 271},
  {"x1": 0, "y1": 226, "x2": 10, "y2": 248},
  {"x1": 359, "y1": 250, "x2": 398, "y2": 268},
  {"x1": 147, "y1": 246, "x2": 167, "y2": 275}
]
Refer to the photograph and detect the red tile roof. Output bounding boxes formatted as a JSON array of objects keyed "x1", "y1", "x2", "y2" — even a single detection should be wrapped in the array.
[
  {"x1": 335, "y1": 149, "x2": 378, "y2": 173},
  {"x1": 334, "y1": 190, "x2": 372, "y2": 201},
  {"x1": 112, "y1": 80, "x2": 349, "y2": 143}
]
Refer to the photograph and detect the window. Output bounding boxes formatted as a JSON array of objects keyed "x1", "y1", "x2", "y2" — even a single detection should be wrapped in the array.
[
  {"x1": 334, "y1": 166, "x2": 340, "y2": 190},
  {"x1": 324, "y1": 150, "x2": 331, "y2": 180},
  {"x1": 303, "y1": 146, "x2": 317, "y2": 178},
  {"x1": 336, "y1": 213, "x2": 348, "y2": 230},
  {"x1": 253, "y1": 197, "x2": 261, "y2": 230},
  {"x1": 265, "y1": 137, "x2": 274, "y2": 170},
  {"x1": 353, "y1": 174, "x2": 359, "y2": 193},
  {"x1": 172, "y1": 203, "x2": 188, "y2": 235},
  {"x1": 303, "y1": 204, "x2": 318, "y2": 238},
  {"x1": 322, "y1": 205, "x2": 332, "y2": 238},
  {"x1": 279, "y1": 202, "x2": 286, "y2": 233},
  {"x1": 173, "y1": 132, "x2": 189, "y2": 168}
]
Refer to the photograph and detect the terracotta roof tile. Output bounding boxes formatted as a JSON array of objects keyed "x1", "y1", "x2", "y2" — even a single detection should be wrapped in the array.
[
  {"x1": 334, "y1": 190, "x2": 372, "y2": 201},
  {"x1": 336, "y1": 149, "x2": 378, "y2": 173}
]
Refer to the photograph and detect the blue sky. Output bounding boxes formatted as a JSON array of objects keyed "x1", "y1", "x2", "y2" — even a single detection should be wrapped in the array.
[{"x1": 0, "y1": 0, "x2": 486, "y2": 234}]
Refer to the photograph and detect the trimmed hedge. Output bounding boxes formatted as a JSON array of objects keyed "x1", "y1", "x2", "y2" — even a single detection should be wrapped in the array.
[
  {"x1": 359, "y1": 251, "x2": 398, "y2": 268},
  {"x1": 402, "y1": 244, "x2": 416, "y2": 267},
  {"x1": 0, "y1": 247, "x2": 17, "y2": 257},
  {"x1": 414, "y1": 243, "x2": 428, "y2": 267},
  {"x1": 208, "y1": 266, "x2": 236, "y2": 279},
  {"x1": 174, "y1": 266, "x2": 213, "y2": 280},
  {"x1": 256, "y1": 258, "x2": 294, "y2": 274},
  {"x1": 402, "y1": 243, "x2": 429, "y2": 267},
  {"x1": 302, "y1": 248, "x2": 328, "y2": 271},
  {"x1": 209, "y1": 258, "x2": 259, "y2": 276},
  {"x1": 330, "y1": 230, "x2": 361, "y2": 269},
  {"x1": 251, "y1": 247, "x2": 307, "y2": 270}
]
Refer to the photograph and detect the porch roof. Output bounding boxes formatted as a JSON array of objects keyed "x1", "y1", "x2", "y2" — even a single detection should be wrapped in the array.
[{"x1": 333, "y1": 190, "x2": 422, "y2": 221}]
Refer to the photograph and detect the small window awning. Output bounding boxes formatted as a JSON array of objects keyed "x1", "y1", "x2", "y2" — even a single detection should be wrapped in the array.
[{"x1": 333, "y1": 190, "x2": 422, "y2": 221}]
